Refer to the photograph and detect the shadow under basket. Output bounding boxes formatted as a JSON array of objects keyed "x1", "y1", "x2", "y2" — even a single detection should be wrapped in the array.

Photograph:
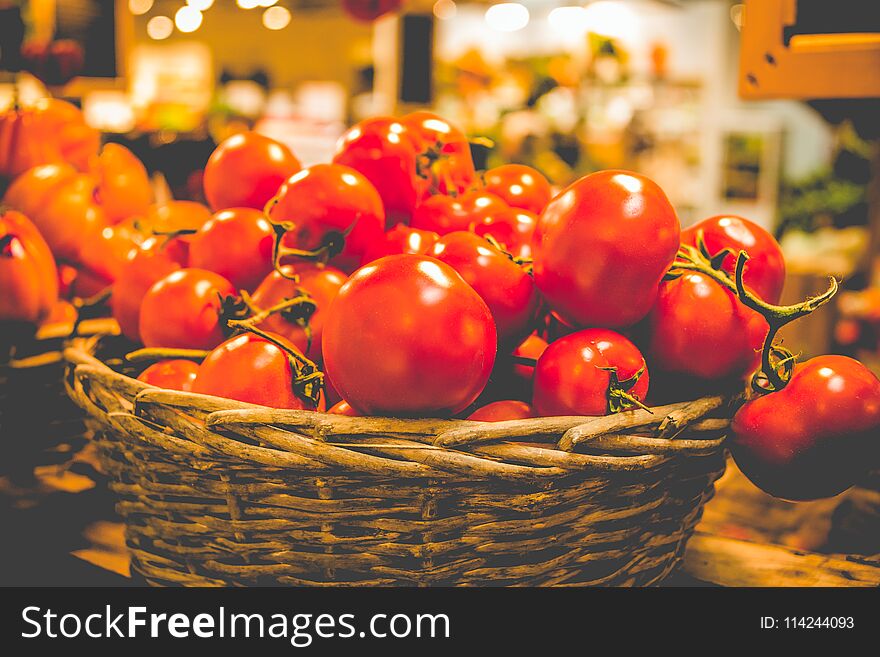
[{"x1": 65, "y1": 336, "x2": 731, "y2": 587}]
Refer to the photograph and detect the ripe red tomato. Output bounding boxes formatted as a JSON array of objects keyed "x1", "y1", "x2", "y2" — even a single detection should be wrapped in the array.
[
  {"x1": 192, "y1": 331, "x2": 319, "y2": 410},
  {"x1": 361, "y1": 224, "x2": 439, "y2": 265},
  {"x1": 111, "y1": 236, "x2": 188, "y2": 342},
  {"x1": 139, "y1": 201, "x2": 212, "y2": 238},
  {"x1": 203, "y1": 132, "x2": 301, "y2": 212},
  {"x1": 269, "y1": 164, "x2": 385, "y2": 273},
  {"x1": 77, "y1": 221, "x2": 143, "y2": 288},
  {"x1": 647, "y1": 271, "x2": 767, "y2": 381},
  {"x1": 512, "y1": 334, "x2": 548, "y2": 385},
  {"x1": 328, "y1": 400, "x2": 359, "y2": 416},
  {"x1": 188, "y1": 208, "x2": 275, "y2": 292},
  {"x1": 401, "y1": 111, "x2": 476, "y2": 197},
  {"x1": 468, "y1": 400, "x2": 533, "y2": 422},
  {"x1": 93, "y1": 143, "x2": 153, "y2": 224},
  {"x1": 139, "y1": 268, "x2": 237, "y2": 350},
  {"x1": 681, "y1": 215, "x2": 786, "y2": 304},
  {"x1": 469, "y1": 207, "x2": 537, "y2": 260},
  {"x1": 730, "y1": 355, "x2": 880, "y2": 501},
  {"x1": 333, "y1": 117, "x2": 423, "y2": 223},
  {"x1": 411, "y1": 190, "x2": 508, "y2": 235},
  {"x1": 431, "y1": 231, "x2": 540, "y2": 348},
  {"x1": 137, "y1": 359, "x2": 199, "y2": 392},
  {"x1": 322, "y1": 254, "x2": 497, "y2": 416},
  {"x1": 250, "y1": 263, "x2": 347, "y2": 362},
  {"x1": 0, "y1": 210, "x2": 58, "y2": 324},
  {"x1": 482, "y1": 164, "x2": 552, "y2": 215},
  {"x1": 533, "y1": 170, "x2": 680, "y2": 328},
  {"x1": 532, "y1": 329, "x2": 649, "y2": 417}
]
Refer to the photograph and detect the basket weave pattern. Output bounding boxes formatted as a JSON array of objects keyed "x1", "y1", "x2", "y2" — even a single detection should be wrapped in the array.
[{"x1": 65, "y1": 338, "x2": 729, "y2": 587}]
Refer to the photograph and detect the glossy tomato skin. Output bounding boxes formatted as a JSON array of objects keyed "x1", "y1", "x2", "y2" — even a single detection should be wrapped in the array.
[
  {"x1": 682, "y1": 215, "x2": 785, "y2": 304},
  {"x1": 470, "y1": 207, "x2": 537, "y2": 260},
  {"x1": 139, "y1": 201, "x2": 212, "y2": 238},
  {"x1": 482, "y1": 164, "x2": 552, "y2": 215},
  {"x1": 647, "y1": 272, "x2": 768, "y2": 381},
  {"x1": 93, "y1": 143, "x2": 153, "y2": 223},
  {"x1": 322, "y1": 254, "x2": 497, "y2": 417},
  {"x1": 468, "y1": 400, "x2": 533, "y2": 422},
  {"x1": 730, "y1": 355, "x2": 880, "y2": 501},
  {"x1": 532, "y1": 329, "x2": 649, "y2": 417},
  {"x1": 533, "y1": 170, "x2": 680, "y2": 329},
  {"x1": 77, "y1": 221, "x2": 143, "y2": 288},
  {"x1": 411, "y1": 190, "x2": 508, "y2": 235},
  {"x1": 189, "y1": 208, "x2": 275, "y2": 292},
  {"x1": 203, "y1": 132, "x2": 301, "y2": 212},
  {"x1": 139, "y1": 268, "x2": 236, "y2": 350},
  {"x1": 111, "y1": 236, "x2": 187, "y2": 342},
  {"x1": 270, "y1": 164, "x2": 385, "y2": 273},
  {"x1": 360, "y1": 225, "x2": 439, "y2": 266},
  {"x1": 333, "y1": 117, "x2": 422, "y2": 223},
  {"x1": 0, "y1": 210, "x2": 58, "y2": 324},
  {"x1": 137, "y1": 359, "x2": 199, "y2": 392},
  {"x1": 250, "y1": 263, "x2": 347, "y2": 362},
  {"x1": 328, "y1": 400, "x2": 359, "y2": 416},
  {"x1": 401, "y1": 111, "x2": 476, "y2": 197},
  {"x1": 192, "y1": 332, "x2": 318, "y2": 410},
  {"x1": 431, "y1": 231, "x2": 540, "y2": 348}
]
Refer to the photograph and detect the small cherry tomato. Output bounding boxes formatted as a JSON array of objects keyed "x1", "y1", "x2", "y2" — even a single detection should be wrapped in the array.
[
  {"x1": 730, "y1": 355, "x2": 880, "y2": 501},
  {"x1": 250, "y1": 263, "x2": 347, "y2": 362},
  {"x1": 192, "y1": 331, "x2": 319, "y2": 410},
  {"x1": 203, "y1": 131, "x2": 301, "y2": 212},
  {"x1": 533, "y1": 329, "x2": 649, "y2": 417},
  {"x1": 401, "y1": 110, "x2": 477, "y2": 197},
  {"x1": 188, "y1": 208, "x2": 275, "y2": 292},
  {"x1": 468, "y1": 400, "x2": 533, "y2": 422},
  {"x1": 139, "y1": 201, "x2": 212, "y2": 238},
  {"x1": 482, "y1": 164, "x2": 552, "y2": 215},
  {"x1": 361, "y1": 224, "x2": 440, "y2": 266},
  {"x1": 93, "y1": 143, "x2": 153, "y2": 224},
  {"x1": 0, "y1": 210, "x2": 58, "y2": 324},
  {"x1": 137, "y1": 359, "x2": 200, "y2": 392},
  {"x1": 322, "y1": 254, "x2": 497, "y2": 417},
  {"x1": 470, "y1": 207, "x2": 537, "y2": 260},
  {"x1": 77, "y1": 221, "x2": 143, "y2": 288},
  {"x1": 139, "y1": 268, "x2": 237, "y2": 350},
  {"x1": 411, "y1": 190, "x2": 508, "y2": 235},
  {"x1": 269, "y1": 164, "x2": 386, "y2": 273},
  {"x1": 682, "y1": 215, "x2": 786, "y2": 304}
]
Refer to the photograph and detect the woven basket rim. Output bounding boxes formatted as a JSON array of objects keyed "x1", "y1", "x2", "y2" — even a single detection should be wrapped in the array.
[{"x1": 64, "y1": 335, "x2": 731, "y2": 480}]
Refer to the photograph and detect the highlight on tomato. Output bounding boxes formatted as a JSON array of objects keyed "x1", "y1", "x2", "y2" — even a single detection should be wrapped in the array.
[
  {"x1": 482, "y1": 164, "x2": 552, "y2": 215},
  {"x1": 0, "y1": 210, "x2": 58, "y2": 324},
  {"x1": 137, "y1": 359, "x2": 200, "y2": 392}
]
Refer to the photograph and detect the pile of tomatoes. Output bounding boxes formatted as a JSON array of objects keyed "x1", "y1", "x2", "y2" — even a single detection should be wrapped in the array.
[{"x1": 2, "y1": 104, "x2": 878, "y2": 503}]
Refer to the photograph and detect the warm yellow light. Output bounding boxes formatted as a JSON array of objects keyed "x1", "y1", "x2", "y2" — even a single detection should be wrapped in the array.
[
  {"x1": 187, "y1": 0, "x2": 215, "y2": 10},
  {"x1": 548, "y1": 6, "x2": 589, "y2": 35},
  {"x1": 262, "y1": 6, "x2": 290, "y2": 30},
  {"x1": 433, "y1": 0, "x2": 456, "y2": 20},
  {"x1": 175, "y1": 6, "x2": 203, "y2": 33},
  {"x1": 485, "y1": 3, "x2": 529, "y2": 32},
  {"x1": 237, "y1": 0, "x2": 259, "y2": 8},
  {"x1": 129, "y1": 0, "x2": 154, "y2": 15},
  {"x1": 258, "y1": 0, "x2": 279, "y2": 7},
  {"x1": 146, "y1": 15, "x2": 173, "y2": 40}
]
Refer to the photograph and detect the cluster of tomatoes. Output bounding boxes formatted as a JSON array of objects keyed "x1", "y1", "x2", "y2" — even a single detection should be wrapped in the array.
[{"x1": 2, "y1": 103, "x2": 879, "y2": 503}]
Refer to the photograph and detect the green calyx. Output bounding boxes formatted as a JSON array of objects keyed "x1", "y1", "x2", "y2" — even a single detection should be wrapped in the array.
[{"x1": 600, "y1": 364, "x2": 652, "y2": 415}]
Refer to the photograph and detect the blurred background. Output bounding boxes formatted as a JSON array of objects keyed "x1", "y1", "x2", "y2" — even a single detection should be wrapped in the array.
[{"x1": 1, "y1": 0, "x2": 879, "y2": 369}]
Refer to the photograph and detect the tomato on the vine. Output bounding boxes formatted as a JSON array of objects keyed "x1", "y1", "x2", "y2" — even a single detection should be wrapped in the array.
[
  {"x1": 360, "y1": 224, "x2": 439, "y2": 265},
  {"x1": 482, "y1": 164, "x2": 552, "y2": 215},
  {"x1": 203, "y1": 131, "x2": 301, "y2": 212},
  {"x1": 410, "y1": 190, "x2": 508, "y2": 235},
  {"x1": 0, "y1": 210, "x2": 58, "y2": 324},
  {"x1": 469, "y1": 207, "x2": 537, "y2": 261},
  {"x1": 269, "y1": 163, "x2": 385, "y2": 274},
  {"x1": 533, "y1": 170, "x2": 680, "y2": 329},
  {"x1": 93, "y1": 143, "x2": 153, "y2": 224},
  {"x1": 730, "y1": 355, "x2": 880, "y2": 501},
  {"x1": 188, "y1": 208, "x2": 275, "y2": 292},
  {"x1": 322, "y1": 254, "x2": 497, "y2": 416},
  {"x1": 139, "y1": 268, "x2": 237, "y2": 350},
  {"x1": 401, "y1": 111, "x2": 476, "y2": 197},
  {"x1": 137, "y1": 359, "x2": 199, "y2": 392}
]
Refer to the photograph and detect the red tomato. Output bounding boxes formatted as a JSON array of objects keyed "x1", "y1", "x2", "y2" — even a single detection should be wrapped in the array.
[
  {"x1": 77, "y1": 221, "x2": 143, "y2": 288},
  {"x1": 111, "y1": 236, "x2": 187, "y2": 342},
  {"x1": 333, "y1": 117, "x2": 423, "y2": 223},
  {"x1": 361, "y1": 225, "x2": 439, "y2": 265},
  {"x1": 250, "y1": 263, "x2": 347, "y2": 362},
  {"x1": 512, "y1": 334, "x2": 549, "y2": 386},
  {"x1": 188, "y1": 208, "x2": 275, "y2": 292},
  {"x1": 322, "y1": 254, "x2": 497, "y2": 417},
  {"x1": 647, "y1": 271, "x2": 768, "y2": 381},
  {"x1": 192, "y1": 331, "x2": 319, "y2": 410},
  {"x1": 533, "y1": 329, "x2": 649, "y2": 417},
  {"x1": 533, "y1": 170, "x2": 680, "y2": 328},
  {"x1": 469, "y1": 207, "x2": 537, "y2": 260},
  {"x1": 411, "y1": 190, "x2": 508, "y2": 235},
  {"x1": 730, "y1": 355, "x2": 880, "y2": 501},
  {"x1": 328, "y1": 400, "x2": 359, "y2": 416},
  {"x1": 269, "y1": 164, "x2": 385, "y2": 274},
  {"x1": 0, "y1": 210, "x2": 58, "y2": 324},
  {"x1": 482, "y1": 164, "x2": 552, "y2": 215},
  {"x1": 468, "y1": 400, "x2": 533, "y2": 422},
  {"x1": 681, "y1": 215, "x2": 786, "y2": 304},
  {"x1": 203, "y1": 131, "x2": 301, "y2": 212},
  {"x1": 93, "y1": 143, "x2": 153, "y2": 224},
  {"x1": 139, "y1": 201, "x2": 212, "y2": 238},
  {"x1": 137, "y1": 359, "x2": 199, "y2": 392},
  {"x1": 431, "y1": 231, "x2": 540, "y2": 348},
  {"x1": 401, "y1": 111, "x2": 476, "y2": 197},
  {"x1": 139, "y1": 268, "x2": 237, "y2": 350}
]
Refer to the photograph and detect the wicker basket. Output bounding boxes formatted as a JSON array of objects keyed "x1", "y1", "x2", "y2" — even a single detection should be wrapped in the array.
[{"x1": 64, "y1": 336, "x2": 731, "y2": 587}]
